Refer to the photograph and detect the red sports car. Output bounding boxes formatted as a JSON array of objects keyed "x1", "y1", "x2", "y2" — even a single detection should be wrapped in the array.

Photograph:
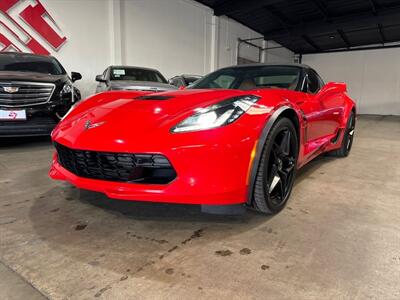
[{"x1": 49, "y1": 64, "x2": 356, "y2": 214}]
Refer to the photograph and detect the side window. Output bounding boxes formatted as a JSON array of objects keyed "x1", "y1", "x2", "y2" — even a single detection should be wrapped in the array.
[
  {"x1": 316, "y1": 72, "x2": 325, "y2": 88},
  {"x1": 307, "y1": 70, "x2": 320, "y2": 94}
]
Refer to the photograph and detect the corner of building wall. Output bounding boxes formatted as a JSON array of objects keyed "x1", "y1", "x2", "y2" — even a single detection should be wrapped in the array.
[
  {"x1": 210, "y1": 15, "x2": 220, "y2": 72},
  {"x1": 108, "y1": 0, "x2": 123, "y2": 65}
]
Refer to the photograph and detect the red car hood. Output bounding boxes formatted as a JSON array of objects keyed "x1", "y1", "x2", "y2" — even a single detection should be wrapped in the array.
[{"x1": 53, "y1": 89, "x2": 270, "y2": 151}]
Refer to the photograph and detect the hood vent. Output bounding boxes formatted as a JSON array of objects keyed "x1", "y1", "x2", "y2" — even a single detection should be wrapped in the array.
[{"x1": 135, "y1": 95, "x2": 174, "y2": 100}]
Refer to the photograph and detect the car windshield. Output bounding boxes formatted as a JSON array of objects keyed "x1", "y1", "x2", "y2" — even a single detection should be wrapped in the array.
[
  {"x1": 189, "y1": 65, "x2": 301, "y2": 91},
  {"x1": 110, "y1": 67, "x2": 167, "y2": 83},
  {"x1": 0, "y1": 53, "x2": 66, "y2": 75}
]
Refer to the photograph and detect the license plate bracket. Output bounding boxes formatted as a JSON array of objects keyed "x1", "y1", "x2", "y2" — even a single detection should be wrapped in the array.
[{"x1": 0, "y1": 110, "x2": 27, "y2": 121}]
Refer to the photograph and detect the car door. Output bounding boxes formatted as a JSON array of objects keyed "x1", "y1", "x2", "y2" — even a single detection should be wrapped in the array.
[
  {"x1": 295, "y1": 70, "x2": 327, "y2": 143},
  {"x1": 313, "y1": 71, "x2": 344, "y2": 134},
  {"x1": 299, "y1": 69, "x2": 340, "y2": 142}
]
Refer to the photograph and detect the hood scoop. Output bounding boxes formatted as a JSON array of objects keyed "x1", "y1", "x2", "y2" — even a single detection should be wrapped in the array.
[{"x1": 135, "y1": 95, "x2": 175, "y2": 100}]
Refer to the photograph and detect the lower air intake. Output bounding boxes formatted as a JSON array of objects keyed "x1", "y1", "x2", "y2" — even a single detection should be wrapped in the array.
[{"x1": 55, "y1": 143, "x2": 176, "y2": 184}]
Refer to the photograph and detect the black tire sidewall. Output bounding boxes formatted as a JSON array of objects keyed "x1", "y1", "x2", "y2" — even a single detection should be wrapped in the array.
[
  {"x1": 257, "y1": 118, "x2": 299, "y2": 213},
  {"x1": 341, "y1": 111, "x2": 355, "y2": 157}
]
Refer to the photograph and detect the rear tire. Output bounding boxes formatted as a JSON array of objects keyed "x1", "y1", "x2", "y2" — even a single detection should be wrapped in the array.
[
  {"x1": 252, "y1": 118, "x2": 299, "y2": 214},
  {"x1": 329, "y1": 111, "x2": 355, "y2": 157}
]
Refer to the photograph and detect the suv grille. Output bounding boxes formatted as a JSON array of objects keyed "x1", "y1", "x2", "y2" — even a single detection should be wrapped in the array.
[
  {"x1": 0, "y1": 81, "x2": 55, "y2": 107},
  {"x1": 55, "y1": 143, "x2": 176, "y2": 184}
]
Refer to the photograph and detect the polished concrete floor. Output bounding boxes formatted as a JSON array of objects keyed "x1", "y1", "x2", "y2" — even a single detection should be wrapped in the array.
[{"x1": 0, "y1": 115, "x2": 399, "y2": 300}]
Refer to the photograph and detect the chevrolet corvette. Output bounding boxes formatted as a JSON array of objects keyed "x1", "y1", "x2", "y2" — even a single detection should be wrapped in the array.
[{"x1": 49, "y1": 64, "x2": 356, "y2": 214}]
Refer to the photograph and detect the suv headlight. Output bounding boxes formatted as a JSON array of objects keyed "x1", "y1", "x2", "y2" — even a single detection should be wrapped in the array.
[
  {"x1": 61, "y1": 82, "x2": 72, "y2": 94},
  {"x1": 171, "y1": 95, "x2": 260, "y2": 133}
]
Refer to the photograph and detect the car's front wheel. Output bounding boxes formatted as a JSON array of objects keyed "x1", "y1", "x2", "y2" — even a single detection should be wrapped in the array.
[{"x1": 252, "y1": 118, "x2": 299, "y2": 214}]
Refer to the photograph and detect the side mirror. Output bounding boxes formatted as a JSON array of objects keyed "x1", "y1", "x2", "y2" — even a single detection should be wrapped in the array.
[
  {"x1": 71, "y1": 72, "x2": 82, "y2": 82},
  {"x1": 168, "y1": 79, "x2": 174, "y2": 85},
  {"x1": 179, "y1": 86, "x2": 185, "y2": 90},
  {"x1": 95, "y1": 74, "x2": 106, "y2": 82}
]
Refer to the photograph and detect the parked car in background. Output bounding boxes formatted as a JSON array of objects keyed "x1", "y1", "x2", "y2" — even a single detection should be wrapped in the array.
[
  {"x1": 169, "y1": 74, "x2": 201, "y2": 88},
  {"x1": 95, "y1": 66, "x2": 177, "y2": 93},
  {"x1": 0, "y1": 52, "x2": 81, "y2": 137}
]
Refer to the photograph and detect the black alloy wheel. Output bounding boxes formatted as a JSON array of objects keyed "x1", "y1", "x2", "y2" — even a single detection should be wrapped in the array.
[
  {"x1": 252, "y1": 117, "x2": 299, "y2": 214},
  {"x1": 345, "y1": 112, "x2": 355, "y2": 152}
]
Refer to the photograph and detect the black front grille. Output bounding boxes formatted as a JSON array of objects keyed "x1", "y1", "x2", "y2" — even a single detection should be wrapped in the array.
[
  {"x1": 55, "y1": 143, "x2": 176, "y2": 184},
  {"x1": 0, "y1": 82, "x2": 55, "y2": 107}
]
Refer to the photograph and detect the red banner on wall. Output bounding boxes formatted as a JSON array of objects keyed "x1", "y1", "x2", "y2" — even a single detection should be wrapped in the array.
[{"x1": 0, "y1": 0, "x2": 67, "y2": 55}]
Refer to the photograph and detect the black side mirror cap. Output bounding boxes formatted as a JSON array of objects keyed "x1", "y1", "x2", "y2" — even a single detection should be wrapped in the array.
[
  {"x1": 71, "y1": 72, "x2": 82, "y2": 82},
  {"x1": 95, "y1": 74, "x2": 106, "y2": 82}
]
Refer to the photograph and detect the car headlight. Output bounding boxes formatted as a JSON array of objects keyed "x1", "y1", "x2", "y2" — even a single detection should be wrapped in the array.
[
  {"x1": 61, "y1": 82, "x2": 73, "y2": 94},
  {"x1": 171, "y1": 95, "x2": 260, "y2": 133}
]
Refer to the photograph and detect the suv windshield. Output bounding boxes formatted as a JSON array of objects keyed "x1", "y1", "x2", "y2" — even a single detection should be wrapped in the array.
[
  {"x1": 190, "y1": 65, "x2": 301, "y2": 91},
  {"x1": 0, "y1": 53, "x2": 66, "y2": 75},
  {"x1": 110, "y1": 67, "x2": 167, "y2": 83}
]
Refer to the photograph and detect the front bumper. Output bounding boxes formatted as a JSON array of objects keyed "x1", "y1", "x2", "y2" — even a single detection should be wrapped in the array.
[
  {"x1": 49, "y1": 133, "x2": 256, "y2": 205},
  {"x1": 0, "y1": 116, "x2": 57, "y2": 137}
]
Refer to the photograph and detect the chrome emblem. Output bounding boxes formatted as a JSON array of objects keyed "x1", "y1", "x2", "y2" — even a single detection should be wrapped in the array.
[
  {"x1": 3, "y1": 87, "x2": 19, "y2": 93},
  {"x1": 84, "y1": 120, "x2": 105, "y2": 130}
]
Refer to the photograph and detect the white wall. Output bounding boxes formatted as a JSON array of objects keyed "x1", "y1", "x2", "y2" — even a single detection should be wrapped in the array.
[
  {"x1": 15, "y1": 0, "x2": 293, "y2": 98},
  {"x1": 120, "y1": 0, "x2": 213, "y2": 79},
  {"x1": 41, "y1": 0, "x2": 112, "y2": 98},
  {"x1": 303, "y1": 49, "x2": 400, "y2": 115},
  {"x1": 217, "y1": 16, "x2": 262, "y2": 67}
]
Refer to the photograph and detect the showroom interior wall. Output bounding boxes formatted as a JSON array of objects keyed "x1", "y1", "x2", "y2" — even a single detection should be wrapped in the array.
[
  {"x1": 119, "y1": 0, "x2": 214, "y2": 80},
  {"x1": 39, "y1": 0, "x2": 112, "y2": 98},
  {"x1": 38, "y1": 0, "x2": 293, "y2": 98},
  {"x1": 303, "y1": 48, "x2": 400, "y2": 115},
  {"x1": 118, "y1": 1, "x2": 293, "y2": 77}
]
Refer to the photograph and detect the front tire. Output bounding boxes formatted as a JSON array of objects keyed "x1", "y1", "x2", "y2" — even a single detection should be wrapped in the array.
[{"x1": 252, "y1": 118, "x2": 299, "y2": 214}]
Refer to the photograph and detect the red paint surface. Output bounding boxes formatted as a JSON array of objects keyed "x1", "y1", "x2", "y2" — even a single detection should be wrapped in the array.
[
  {"x1": 20, "y1": 2, "x2": 66, "y2": 49},
  {"x1": 50, "y1": 87, "x2": 355, "y2": 205}
]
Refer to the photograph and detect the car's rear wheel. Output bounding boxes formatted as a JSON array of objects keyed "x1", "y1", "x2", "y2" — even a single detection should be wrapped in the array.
[
  {"x1": 329, "y1": 111, "x2": 355, "y2": 157},
  {"x1": 252, "y1": 118, "x2": 299, "y2": 214}
]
